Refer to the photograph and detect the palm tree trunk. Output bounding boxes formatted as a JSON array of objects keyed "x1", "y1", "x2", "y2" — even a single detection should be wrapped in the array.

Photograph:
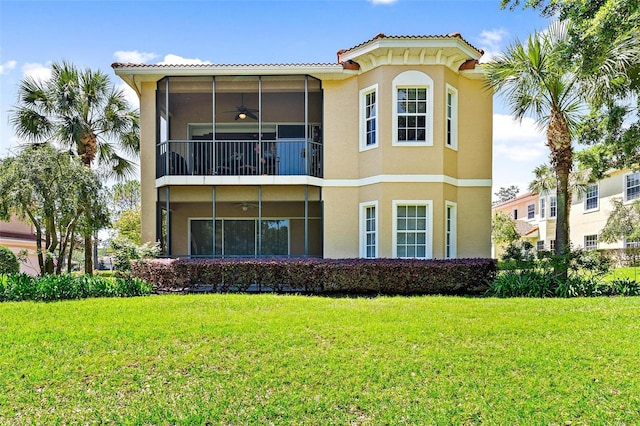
[{"x1": 548, "y1": 110, "x2": 573, "y2": 281}]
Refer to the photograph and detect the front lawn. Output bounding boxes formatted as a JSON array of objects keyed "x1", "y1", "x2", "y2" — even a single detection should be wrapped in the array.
[{"x1": 1, "y1": 295, "x2": 638, "y2": 424}]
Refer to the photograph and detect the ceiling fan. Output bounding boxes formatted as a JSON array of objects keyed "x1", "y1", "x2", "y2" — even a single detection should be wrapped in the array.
[
  {"x1": 227, "y1": 94, "x2": 258, "y2": 121},
  {"x1": 236, "y1": 202, "x2": 259, "y2": 211}
]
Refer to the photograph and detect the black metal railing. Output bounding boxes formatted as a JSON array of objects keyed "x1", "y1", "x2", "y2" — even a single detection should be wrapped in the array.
[{"x1": 156, "y1": 140, "x2": 323, "y2": 178}]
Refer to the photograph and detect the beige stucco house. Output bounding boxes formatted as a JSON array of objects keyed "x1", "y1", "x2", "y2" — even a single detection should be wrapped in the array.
[
  {"x1": 113, "y1": 33, "x2": 492, "y2": 259},
  {"x1": 492, "y1": 168, "x2": 640, "y2": 257},
  {"x1": 0, "y1": 215, "x2": 39, "y2": 275}
]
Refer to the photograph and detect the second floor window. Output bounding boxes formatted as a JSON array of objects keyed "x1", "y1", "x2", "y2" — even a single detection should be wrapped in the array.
[
  {"x1": 446, "y1": 85, "x2": 458, "y2": 149},
  {"x1": 626, "y1": 173, "x2": 640, "y2": 201},
  {"x1": 585, "y1": 184, "x2": 598, "y2": 210},
  {"x1": 540, "y1": 198, "x2": 546, "y2": 219},
  {"x1": 550, "y1": 196, "x2": 557, "y2": 218},
  {"x1": 527, "y1": 204, "x2": 535, "y2": 219},
  {"x1": 360, "y1": 84, "x2": 378, "y2": 150},
  {"x1": 397, "y1": 88, "x2": 427, "y2": 142}
]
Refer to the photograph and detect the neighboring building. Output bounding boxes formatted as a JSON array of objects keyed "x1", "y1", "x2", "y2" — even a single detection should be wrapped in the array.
[
  {"x1": 492, "y1": 169, "x2": 640, "y2": 257},
  {"x1": 113, "y1": 33, "x2": 493, "y2": 259},
  {"x1": 0, "y1": 216, "x2": 39, "y2": 275}
]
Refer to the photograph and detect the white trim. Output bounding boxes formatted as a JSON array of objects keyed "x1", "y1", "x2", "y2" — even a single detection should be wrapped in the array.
[
  {"x1": 359, "y1": 201, "x2": 379, "y2": 258},
  {"x1": 392, "y1": 200, "x2": 433, "y2": 259},
  {"x1": 445, "y1": 84, "x2": 458, "y2": 151},
  {"x1": 359, "y1": 84, "x2": 379, "y2": 152},
  {"x1": 445, "y1": 201, "x2": 457, "y2": 259},
  {"x1": 157, "y1": 174, "x2": 492, "y2": 188},
  {"x1": 392, "y1": 71, "x2": 434, "y2": 147}
]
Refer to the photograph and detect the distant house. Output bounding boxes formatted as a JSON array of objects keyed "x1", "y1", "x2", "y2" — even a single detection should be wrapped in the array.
[
  {"x1": 492, "y1": 168, "x2": 640, "y2": 257},
  {"x1": 113, "y1": 33, "x2": 493, "y2": 260},
  {"x1": 0, "y1": 216, "x2": 39, "y2": 275}
]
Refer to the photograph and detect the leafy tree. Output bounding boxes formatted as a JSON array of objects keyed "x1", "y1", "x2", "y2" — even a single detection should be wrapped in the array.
[
  {"x1": 485, "y1": 22, "x2": 583, "y2": 269},
  {"x1": 0, "y1": 144, "x2": 109, "y2": 275},
  {"x1": 111, "y1": 180, "x2": 141, "y2": 213},
  {"x1": 492, "y1": 211, "x2": 520, "y2": 244},
  {"x1": 9, "y1": 61, "x2": 140, "y2": 274},
  {"x1": 109, "y1": 180, "x2": 141, "y2": 245},
  {"x1": 113, "y1": 209, "x2": 141, "y2": 245},
  {"x1": 494, "y1": 185, "x2": 520, "y2": 203},
  {"x1": 600, "y1": 198, "x2": 640, "y2": 244},
  {"x1": 501, "y1": 0, "x2": 640, "y2": 177}
]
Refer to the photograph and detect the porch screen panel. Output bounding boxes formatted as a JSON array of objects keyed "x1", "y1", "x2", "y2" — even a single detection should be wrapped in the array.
[
  {"x1": 190, "y1": 219, "x2": 222, "y2": 256},
  {"x1": 224, "y1": 220, "x2": 256, "y2": 256},
  {"x1": 260, "y1": 219, "x2": 289, "y2": 256}
]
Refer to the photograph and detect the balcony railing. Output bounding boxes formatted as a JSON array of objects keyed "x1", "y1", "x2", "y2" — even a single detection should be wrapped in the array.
[{"x1": 157, "y1": 140, "x2": 322, "y2": 178}]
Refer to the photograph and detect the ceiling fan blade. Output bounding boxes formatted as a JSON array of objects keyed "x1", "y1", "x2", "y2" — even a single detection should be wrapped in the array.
[{"x1": 247, "y1": 111, "x2": 258, "y2": 120}]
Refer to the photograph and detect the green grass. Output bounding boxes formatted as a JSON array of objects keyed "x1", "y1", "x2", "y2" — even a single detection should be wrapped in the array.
[
  {"x1": 605, "y1": 266, "x2": 640, "y2": 282},
  {"x1": 1, "y1": 295, "x2": 639, "y2": 424}
]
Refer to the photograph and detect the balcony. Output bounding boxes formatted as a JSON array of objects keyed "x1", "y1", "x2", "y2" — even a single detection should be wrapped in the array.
[{"x1": 156, "y1": 139, "x2": 323, "y2": 178}]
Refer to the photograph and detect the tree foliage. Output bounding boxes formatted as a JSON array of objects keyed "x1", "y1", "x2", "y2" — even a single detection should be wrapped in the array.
[
  {"x1": 494, "y1": 185, "x2": 520, "y2": 203},
  {"x1": 0, "y1": 144, "x2": 109, "y2": 275},
  {"x1": 485, "y1": 21, "x2": 583, "y2": 263},
  {"x1": 600, "y1": 198, "x2": 640, "y2": 244},
  {"x1": 9, "y1": 61, "x2": 140, "y2": 274},
  {"x1": 501, "y1": 0, "x2": 640, "y2": 177},
  {"x1": 492, "y1": 211, "x2": 520, "y2": 244}
]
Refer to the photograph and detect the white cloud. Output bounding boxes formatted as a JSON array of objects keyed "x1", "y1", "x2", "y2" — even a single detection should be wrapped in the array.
[
  {"x1": 476, "y1": 28, "x2": 509, "y2": 62},
  {"x1": 493, "y1": 113, "x2": 548, "y2": 190},
  {"x1": 0, "y1": 60, "x2": 17, "y2": 75},
  {"x1": 22, "y1": 62, "x2": 52, "y2": 82},
  {"x1": 157, "y1": 54, "x2": 211, "y2": 65},
  {"x1": 113, "y1": 50, "x2": 158, "y2": 64}
]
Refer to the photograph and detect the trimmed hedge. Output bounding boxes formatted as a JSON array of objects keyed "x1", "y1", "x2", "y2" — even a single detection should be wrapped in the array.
[
  {"x1": 0, "y1": 274, "x2": 153, "y2": 302},
  {"x1": 131, "y1": 258, "x2": 497, "y2": 296}
]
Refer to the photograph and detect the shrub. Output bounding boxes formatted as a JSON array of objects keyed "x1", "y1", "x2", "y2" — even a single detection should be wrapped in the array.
[
  {"x1": 109, "y1": 237, "x2": 161, "y2": 273},
  {"x1": 131, "y1": 258, "x2": 497, "y2": 296},
  {"x1": 0, "y1": 273, "x2": 152, "y2": 302},
  {"x1": 0, "y1": 245, "x2": 20, "y2": 275}
]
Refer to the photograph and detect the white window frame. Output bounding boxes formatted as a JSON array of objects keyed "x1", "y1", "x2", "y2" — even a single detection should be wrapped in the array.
[
  {"x1": 584, "y1": 234, "x2": 598, "y2": 251},
  {"x1": 359, "y1": 201, "x2": 378, "y2": 258},
  {"x1": 625, "y1": 172, "x2": 640, "y2": 202},
  {"x1": 527, "y1": 203, "x2": 535, "y2": 220},
  {"x1": 540, "y1": 198, "x2": 546, "y2": 219},
  {"x1": 445, "y1": 84, "x2": 458, "y2": 150},
  {"x1": 392, "y1": 70, "x2": 434, "y2": 146},
  {"x1": 550, "y1": 196, "x2": 557, "y2": 218},
  {"x1": 445, "y1": 201, "x2": 457, "y2": 259},
  {"x1": 536, "y1": 240, "x2": 545, "y2": 251},
  {"x1": 584, "y1": 183, "x2": 599, "y2": 212},
  {"x1": 359, "y1": 84, "x2": 378, "y2": 151},
  {"x1": 392, "y1": 200, "x2": 433, "y2": 259},
  {"x1": 625, "y1": 238, "x2": 640, "y2": 248}
]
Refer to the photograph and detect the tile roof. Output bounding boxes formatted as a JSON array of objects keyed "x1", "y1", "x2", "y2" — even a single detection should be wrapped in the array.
[
  {"x1": 338, "y1": 33, "x2": 485, "y2": 56},
  {"x1": 111, "y1": 62, "x2": 341, "y2": 69}
]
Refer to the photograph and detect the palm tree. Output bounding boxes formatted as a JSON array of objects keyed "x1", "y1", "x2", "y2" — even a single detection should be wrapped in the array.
[
  {"x1": 528, "y1": 163, "x2": 591, "y2": 205},
  {"x1": 485, "y1": 21, "x2": 583, "y2": 268},
  {"x1": 10, "y1": 61, "x2": 140, "y2": 273}
]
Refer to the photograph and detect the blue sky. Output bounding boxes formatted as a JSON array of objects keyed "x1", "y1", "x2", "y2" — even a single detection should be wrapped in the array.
[{"x1": 0, "y1": 0, "x2": 552, "y2": 193}]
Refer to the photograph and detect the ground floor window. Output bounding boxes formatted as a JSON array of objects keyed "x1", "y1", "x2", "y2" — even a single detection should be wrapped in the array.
[
  {"x1": 584, "y1": 234, "x2": 598, "y2": 251},
  {"x1": 536, "y1": 240, "x2": 545, "y2": 251},
  {"x1": 393, "y1": 201, "x2": 432, "y2": 259},
  {"x1": 445, "y1": 202, "x2": 457, "y2": 259},
  {"x1": 360, "y1": 202, "x2": 378, "y2": 258},
  {"x1": 190, "y1": 218, "x2": 289, "y2": 257}
]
